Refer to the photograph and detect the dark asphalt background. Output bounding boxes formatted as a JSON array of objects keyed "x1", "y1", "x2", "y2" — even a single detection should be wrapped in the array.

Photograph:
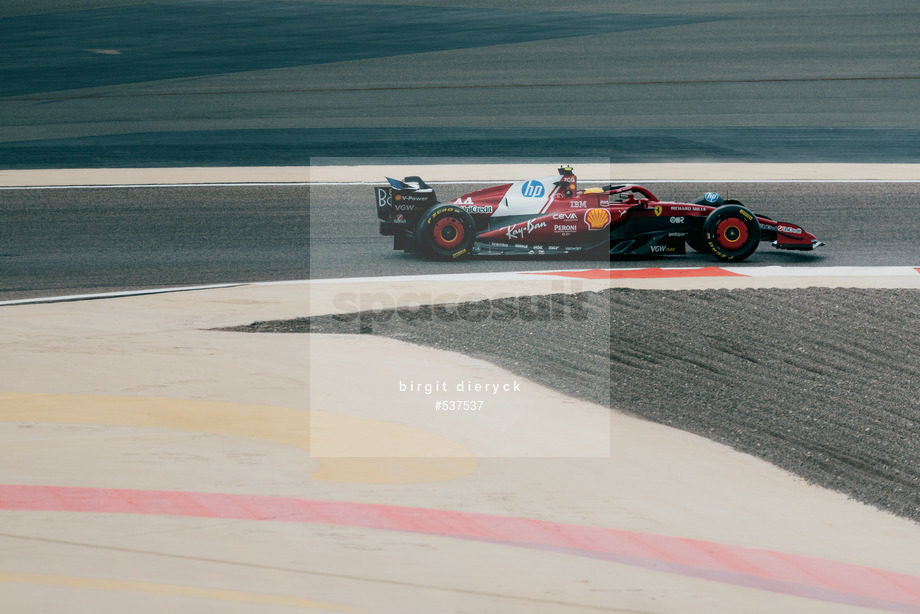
[
  {"x1": 1, "y1": 0, "x2": 919, "y2": 166},
  {"x1": 0, "y1": 185, "x2": 309, "y2": 300}
]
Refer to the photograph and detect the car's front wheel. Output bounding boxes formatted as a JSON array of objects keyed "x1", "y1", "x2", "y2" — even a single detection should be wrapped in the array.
[
  {"x1": 414, "y1": 204, "x2": 477, "y2": 261},
  {"x1": 687, "y1": 199, "x2": 744, "y2": 254},
  {"x1": 702, "y1": 204, "x2": 761, "y2": 261}
]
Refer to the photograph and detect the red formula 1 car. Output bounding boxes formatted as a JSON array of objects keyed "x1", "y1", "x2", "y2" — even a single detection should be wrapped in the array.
[{"x1": 375, "y1": 166, "x2": 824, "y2": 261}]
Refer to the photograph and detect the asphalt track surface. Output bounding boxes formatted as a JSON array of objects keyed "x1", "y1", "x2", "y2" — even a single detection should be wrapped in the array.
[
  {"x1": 1, "y1": 0, "x2": 919, "y2": 167},
  {"x1": 0, "y1": 185, "x2": 310, "y2": 300},
  {"x1": 3, "y1": 180, "x2": 920, "y2": 301}
]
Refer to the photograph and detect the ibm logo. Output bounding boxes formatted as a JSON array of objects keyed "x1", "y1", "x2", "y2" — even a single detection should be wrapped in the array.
[{"x1": 521, "y1": 180, "x2": 545, "y2": 198}]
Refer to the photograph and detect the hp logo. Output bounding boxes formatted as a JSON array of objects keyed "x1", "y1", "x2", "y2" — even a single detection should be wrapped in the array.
[
  {"x1": 521, "y1": 180, "x2": 545, "y2": 198},
  {"x1": 704, "y1": 192, "x2": 720, "y2": 203}
]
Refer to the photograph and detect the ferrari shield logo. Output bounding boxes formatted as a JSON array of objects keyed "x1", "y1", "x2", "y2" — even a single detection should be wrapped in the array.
[{"x1": 654, "y1": 206, "x2": 662, "y2": 216}]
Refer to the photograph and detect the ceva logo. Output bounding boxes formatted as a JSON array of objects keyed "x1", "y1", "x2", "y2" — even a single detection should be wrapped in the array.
[{"x1": 521, "y1": 180, "x2": 545, "y2": 198}]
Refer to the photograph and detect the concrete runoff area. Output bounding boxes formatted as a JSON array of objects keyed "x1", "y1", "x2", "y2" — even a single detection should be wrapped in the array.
[
  {"x1": 3, "y1": 276, "x2": 920, "y2": 613},
  {"x1": 3, "y1": 163, "x2": 920, "y2": 186}
]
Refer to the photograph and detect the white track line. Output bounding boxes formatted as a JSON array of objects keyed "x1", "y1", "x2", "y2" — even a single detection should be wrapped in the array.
[
  {"x1": 309, "y1": 266, "x2": 920, "y2": 284},
  {"x1": 4, "y1": 267, "x2": 919, "y2": 306},
  {"x1": 0, "y1": 279, "x2": 322, "y2": 307},
  {"x1": 0, "y1": 283, "x2": 249, "y2": 306},
  {"x1": 737, "y1": 265, "x2": 920, "y2": 277}
]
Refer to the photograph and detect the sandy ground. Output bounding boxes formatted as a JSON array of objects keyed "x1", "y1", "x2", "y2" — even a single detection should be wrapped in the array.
[
  {"x1": 3, "y1": 163, "x2": 920, "y2": 186},
  {"x1": 281, "y1": 287, "x2": 920, "y2": 524},
  {"x1": 4, "y1": 280, "x2": 920, "y2": 613}
]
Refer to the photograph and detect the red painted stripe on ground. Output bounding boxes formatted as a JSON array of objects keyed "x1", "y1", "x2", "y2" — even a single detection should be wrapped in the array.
[
  {"x1": 527, "y1": 267, "x2": 747, "y2": 280},
  {"x1": 2, "y1": 485, "x2": 920, "y2": 611}
]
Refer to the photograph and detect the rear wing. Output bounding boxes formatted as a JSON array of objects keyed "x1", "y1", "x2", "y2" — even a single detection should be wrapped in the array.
[
  {"x1": 375, "y1": 176, "x2": 438, "y2": 222},
  {"x1": 375, "y1": 177, "x2": 439, "y2": 239}
]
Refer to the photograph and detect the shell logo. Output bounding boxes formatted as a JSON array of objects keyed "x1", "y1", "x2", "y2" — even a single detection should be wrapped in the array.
[{"x1": 585, "y1": 208, "x2": 611, "y2": 230}]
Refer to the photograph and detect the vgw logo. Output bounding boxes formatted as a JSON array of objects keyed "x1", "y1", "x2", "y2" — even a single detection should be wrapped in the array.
[{"x1": 521, "y1": 180, "x2": 545, "y2": 198}]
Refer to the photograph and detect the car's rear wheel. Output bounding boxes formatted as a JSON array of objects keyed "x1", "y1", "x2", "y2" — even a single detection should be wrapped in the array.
[
  {"x1": 414, "y1": 204, "x2": 477, "y2": 261},
  {"x1": 702, "y1": 204, "x2": 761, "y2": 261}
]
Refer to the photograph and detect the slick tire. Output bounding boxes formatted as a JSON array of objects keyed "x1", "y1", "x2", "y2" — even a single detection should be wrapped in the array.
[
  {"x1": 415, "y1": 203, "x2": 477, "y2": 261},
  {"x1": 687, "y1": 199, "x2": 743, "y2": 253},
  {"x1": 702, "y1": 204, "x2": 761, "y2": 262}
]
